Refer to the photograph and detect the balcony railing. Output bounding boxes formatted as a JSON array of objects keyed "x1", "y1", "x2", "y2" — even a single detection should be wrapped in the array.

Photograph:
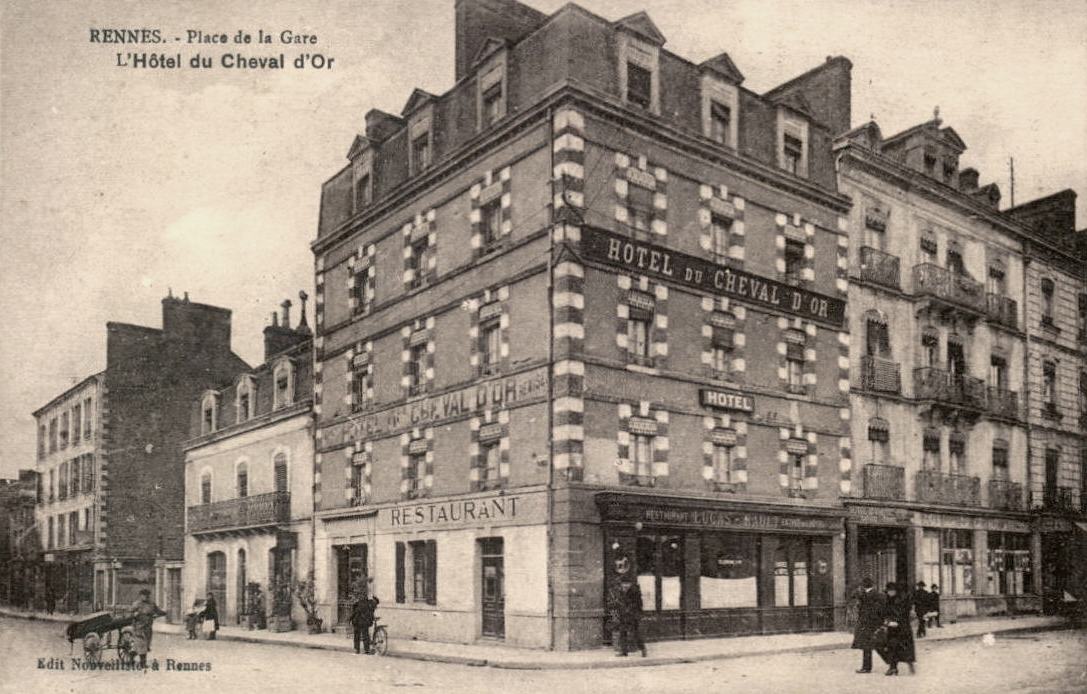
[
  {"x1": 1039, "y1": 486, "x2": 1079, "y2": 513},
  {"x1": 187, "y1": 491, "x2": 289, "y2": 533},
  {"x1": 985, "y1": 387, "x2": 1021, "y2": 421},
  {"x1": 988, "y1": 479, "x2": 1024, "y2": 511},
  {"x1": 985, "y1": 293, "x2": 1019, "y2": 330},
  {"x1": 859, "y1": 246, "x2": 901, "y2": 290},
  {"x1": 70, "y1": 529, "x2": 94, "y2": 546},
  {"x1": 915, "y1": 470, "x2": 980, "y2": 506},
  {"x1": 914, "y1": 367, "x2": 986, "y2": 409},
  {"x1": 860, "y1": 355, "x2": 902, "y2": 394},
  {"x1": 912, "y1": 263, "x2": 985, "y2": 313},
  {"x1": 863, "y1": 464, "x2": 905, "y2": 500}
]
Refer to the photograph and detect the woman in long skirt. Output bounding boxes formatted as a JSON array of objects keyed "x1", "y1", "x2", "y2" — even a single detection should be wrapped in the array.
[{"x1": 879, "y1": 582, "x2": 916, "y2": 676}]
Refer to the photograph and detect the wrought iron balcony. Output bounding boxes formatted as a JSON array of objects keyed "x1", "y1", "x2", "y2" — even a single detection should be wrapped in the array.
[
  {"x1": 988, "y1": 479, "x2": 1024, "y2": 511},
  {"x1": 985, "y1": 293, "x2": 1018, "y2": 330},
  {"x1": 858, "y1": 246, "x2": 901, "y2": 290},
  {"x1": 863, "y1": 464, "x2": 905, "y2": 500},
  {"x1": 912, "y1": 263, "x2": 985, "y2": 313},
  {"x1": 70, "y1": 529, "x2": 94, "y2": 546},
  {"x1": 187, "y1": 491, "x2": 290, "y2": 534},
  {"x1": 915, "y1": 470, "x2": 980, "y2": 506},
  {"x1": 1039, "y1": 486, "x2": 1079, "y2": 513},
  {"x1": 914, "y1": 367, "x2": 986, "y2": 409},
  {"x1": 985, "y1": 387, "x2": 1021, "y2": 421},
  {"x1": 860, "y1": 355, "x2": 902, "y2": 394}
]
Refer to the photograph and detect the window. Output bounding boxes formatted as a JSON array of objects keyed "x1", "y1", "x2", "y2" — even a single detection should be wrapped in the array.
[
  {"x1": 408, "y1": 343, "x2": 427, "y2": 396},
  {"x1": 949, "y1": 432, "x2": 966, "y2": 474},
  {"x1": 352, "y1": 265, "x2": 374, "y2": 313},
  {"x1": 990, "y1": 356, "x2": 1007, "y2": 391},
  {"x1": 921, "y1": 331, "x2": 939, "y2": 368},
  {"x1": 709, "y1": 101, "x2": 731, "y2": 145},
  {"x1": 787, "y1": 452, "x2": 805, "y2": 495},
  {"x1": 37, "y1": 425, "x2": 46, "y2": 459},
  {"x1": 480, "y1": 199, "x2": 502, "y2": 250},
  {"x1": 72, "y1": 403, "x2": 82, "y2": 441},
  {"x1": 992, "y1": 444, "x2": 1009, "y2": 481},
  {"x1": 355, "y1": 173, "x2": 371, "y2": 209},
  {"x1": 351, "y1": 361, "x2": 370, "y2": 413},
  {"x1": 69, "y1": 512, "x2": 78, "y2": 544},
  {"x1": 773, "y1": 539, "x2": 810, "y2": 607},
  {"x1": 923, "y1": 149, "x2": 937, "y2": 175},
  {"x1": 70, "y1": 457, "x2": 80, "y2": 496},
  {"x1": 480, "y1": 320, "x2": 501, "y2": 376},
  {"x1": 784, "y1": 239, "x2": 805, "y2": 284},
  {"x1": 636, "y1": 534, "x2": 683, "y2": 612},
  {"x1": 47, "y1": 517, "x2": 53, "y2": 549},
  {"x1": 1043, "y1": 361, "x2": 1057, "y2": 414},
  {"x1": 782, "y1": 134, "x2": 803, "y2": 175},
  {"x1": 482, "y1": 82, "x2": 503, "y2": 127},
  {"x1": 83, "y1": 454, "x2": 95, "y2": 491},
  {"x1": 626, "y1": 294, "x2": 654, "y2": 366},
  {"x1": 408, "y1": 540, "x2": 437, "y2": 604},
  {"x1": 57, "y1": 514, "x2": 65, "y2": 547},
  {"x1": 59, "y1": 412, "x2": 69, "y2": 448},
  {"x1": 987, "y1": 533, "x2": 1031, "y2": 596},
  {"x1": 480, "y1": 440, "x2": 500, "y2": 488},
  {"x1": 710, "y1": 214, "x2": 731, "y2": 261},
  {"x1": 1044, "y1": 448, "x2": 1060, "y2": 506},
  {"x1": 83, "y1": 397, "x2": 93, "y2": 439},
  {"x1": 941, "y1": 529, "x2": 974, "y2": 595},
  {"x1": 786, "y1": 339, "x2": 805, "y2": 394},
  {"x1": 711, "y1": 344, "x2": 730, "y2": 375},
  {"x1": 987, "y1": 266, "x2": 1006, "y2": 295},
  {"x1": 865, "y1": 319, "x2": 890, "y2": 357},
  {"x1": 236, "y1": 462, "x2": 248, "y2": 499},
  {"x1": 202, "y1": 396, "x2": 216, "y2": 434},
  {"x1": 868, "y1": 418, "x2": 890, "y2": 464},
  {"x1": 626, "y1": 62, "x2": 652, "y2": 109},
  {"x1": 712, "y1": 444, "x2": 733, "y2": 485},
  {"x1": 274, "y1": 452, "x2": 288, "y2": 494},
  {"x1": 411, "y1": 133, "x2": 430, "y2": 173},
  {"x1": 236, "y1": 379, "x2": 254, "y2": 422},
  {"x1": 350, "y1": 451, "x2": 366, "y2": 503},
  {"x1": 632, "y1": 433, "x2": 654, "y2": 480},
  {"x1": 200, "y1": 473, "x2": 211, "y2": 504},
  {"x1": 626, "y1": 183, "x2": 653, "y2": 232},
  {"x1": 407, "y1": 237, "x2": 429, "y2": 289},
  {"x1": 920, "y1": 234, "x2": 938, "y2": 265},
  {"x1": 943, "y1": 159, "x2": 956, "y2": 182},
  {"x1": 921, "y1": 530, "x2": 941, "y2": 587},
  {"x1": 48, "y1": 469, "x2": 55, "y2": 501},
  {"x1": 699, "y1": 534, "x2": 757, "y2": 608},
  {"x1": 48, "y1": 418, "x2": 57, "y2": 452},
  {"x1": 58, "y1": 462, "x2": 68, "y2": 500},
  {"x1": 1078, "y1": 293, "x2": 1087, "y2": 339},
  {"x1": 1041, "y1": 278, "x2": 1055, "y2": 325},
  {"x1": 947, "y1": 248, "x2": 965, "y2": 275},
  {"x1": 406, "y1": 452, "x2": 425, "y2": 497},
  {"x1": 273, "y1": 362, "x2": 293, "y2": 409}
]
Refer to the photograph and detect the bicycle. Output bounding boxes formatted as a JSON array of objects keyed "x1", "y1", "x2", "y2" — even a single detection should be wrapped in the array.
[{"x1": 369, "y1": 617, "x2": 389, "y2": 656}]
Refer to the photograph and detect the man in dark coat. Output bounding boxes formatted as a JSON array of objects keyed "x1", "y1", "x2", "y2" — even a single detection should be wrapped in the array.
[
  {"x1": 615, "y1": 577, "x2": 646, "y2": 657},
  {"x1": 913, "y1": 582, "x2": 929, "y2": 637},
  {"x1": 879, "y1": 582, "x2": 916, "y2": 675},
  {"x1": 202, "y1": 592, "x2": 220, "y2": 639},
  {"x1": 929, "y1": 584, "x2": 942, "y2": 627},
  {"x1": 851, "y1": 577, "x2": 886, "y2": 673},
  {"x1": 351, "y1": 578, "x2": 380, "y2": 654}
]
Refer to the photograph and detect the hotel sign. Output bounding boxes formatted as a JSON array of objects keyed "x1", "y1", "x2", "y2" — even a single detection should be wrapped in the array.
[
  {"x1": 321, "y1": 366, "x2": 547, "y2": 449},
  {"x1": 700, "y1": 388, "x2": 754, "y2": 412},
  {"x1": 582, "y1": 226, "x2": 846, "y2": 327}
]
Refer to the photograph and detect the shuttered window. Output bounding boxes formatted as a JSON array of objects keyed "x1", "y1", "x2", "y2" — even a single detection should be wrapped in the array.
[
  {"x1": 274, "y1": 453, "x2": 288, "y2": 493},
  {"x1": 395, "y1": 542, "x2": 406, "y2": 603}
]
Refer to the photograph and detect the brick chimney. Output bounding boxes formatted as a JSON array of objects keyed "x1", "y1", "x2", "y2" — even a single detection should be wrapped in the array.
[
  {"x1": 958, "y1": 168, "x2": 979, "y2": 193},
  {"x1": 262, "y1": 298, "x2": 309, "y2": 361},
  {"x1": 161, "y1": 293, "x2": 232, "y2": 351},
  {"x1": 1006, "y1": 189, "x2": 1077, "y2": 242}
]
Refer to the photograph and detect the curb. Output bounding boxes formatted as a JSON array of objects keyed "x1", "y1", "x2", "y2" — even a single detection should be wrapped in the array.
[{"x1": 1, "y1": 608, "x2": 1069, "y2": 670}]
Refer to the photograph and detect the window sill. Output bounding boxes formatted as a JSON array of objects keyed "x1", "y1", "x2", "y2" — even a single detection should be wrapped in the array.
[{"x1": 1039, "y1": 318, "x2": 1059, "y2": 332}]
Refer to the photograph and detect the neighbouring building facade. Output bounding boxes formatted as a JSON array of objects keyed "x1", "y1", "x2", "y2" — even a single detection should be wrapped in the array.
[
  {"x1": 183, "y1": 298, "x2": 315, "y2": 629},
  {"x1": 311, "y1": 0, "x2": 855, "y2": 649},
  {"x1": 837, "y1": 118, "x2": 1038, "y2": 620},
  {"x1": 1005, "y1": 190, "x2": 1087, "y2": 612},
  {"x1": 29, "y1": 293, "x2": 248, "y2": 615},
  {"x1": 0, "y1": 470, "x2": 39, "y2": 608}
]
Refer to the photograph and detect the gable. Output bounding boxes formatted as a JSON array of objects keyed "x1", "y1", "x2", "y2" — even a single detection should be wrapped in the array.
[
  {"x1": 401, "y1": 88, "x2": 437, "y2": 117},
  {"x1": 700, "y1": 52, "x2": 744, "y2": 85},
  {"x1": 346, "y1": 134, "x2": 371, "y2": 161},
  {"x1": 471, "y1": 37, "x2": 509, "y2": 67},
  {"x1": 939, "y1": 127, "x2": 967, "y2": 152},
  {"x1": 613, "y1": 11, "x2": 666, "y2": 46},
  {"x1": 774, "y1": 91, "x2": 813, "y2": 118}
]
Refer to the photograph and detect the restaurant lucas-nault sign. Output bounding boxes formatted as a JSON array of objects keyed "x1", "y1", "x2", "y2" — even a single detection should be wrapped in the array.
[{"x1": 582, "y1": 226, "x2": 846, "y2": 327}]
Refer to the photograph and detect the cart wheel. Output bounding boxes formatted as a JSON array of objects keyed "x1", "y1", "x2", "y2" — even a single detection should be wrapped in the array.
[
  {"x1": 83, "y1": 633, "x2": 102, "y2": 663},
  {"x1": 372, "y1": 626, "x2": 389, "y2": 656},
  {"x1": 118, "y1": 629, "x2": 136, "y2": 665}
]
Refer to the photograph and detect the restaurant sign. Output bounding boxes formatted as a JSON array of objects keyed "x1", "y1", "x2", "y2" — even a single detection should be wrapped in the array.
[
  {"x1": 598, "y1": 496, "x2": 842, "y2": 534},
  {"x1": 321, "y1": 366, "x2": 547, "y2": 449},
  {"x1": 700, "y1": 388, "x2": 754, "y2": 413},
  {"x1": 582, "y1": 226, "x2": 846, "y2": 327},
  {"x1": 384, "y1": 492, "x2": 544, "y2": 530}
]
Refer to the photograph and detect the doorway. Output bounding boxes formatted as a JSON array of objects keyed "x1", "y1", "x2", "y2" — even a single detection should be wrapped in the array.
[
  {"x1": 335, "y1": 544, "x2": 367, "y2": 624},
  {"x1": 206, "y1": 551, "x2": 227, "y2": 618},
  {"x1": 167, "y1": 568, "x2": 182, "y2": 623},
  {"x1": 857, "y1": 526, "x2": 908, "y2": 589},
  {"x1": 479, "y1": 537, "x2": 505, "y2": 639},
  {"x1": 236, "y1": 550, "x2": 247, "y2": 624}
]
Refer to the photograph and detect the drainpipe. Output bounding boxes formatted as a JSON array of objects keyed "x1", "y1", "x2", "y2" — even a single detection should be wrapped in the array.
[{"x1": 545, "y1": 105, "x2": 556, "y2": 652}]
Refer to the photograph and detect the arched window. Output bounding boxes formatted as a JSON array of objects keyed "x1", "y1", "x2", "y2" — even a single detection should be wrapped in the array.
[
  {"x1": 200, "y1": 471, "x2": 212, "y2": 504},
  {"x1": 274, "y1": 452, "x2": 288, "y2": 494},
  {"x1": 273, "y1": 359, "x2": 295, "y2": 410},
  {"x1": 236, "y1": 376, "x2": 255, "y2": 422},
  {"x1": 864, "y1": 310, "x2": 890, "y2": 358},
  {"x1": 201, "y1": 391, "x2": 219, "y2": 434},
  {"x1": 236, "y1": 461, "x2": 248, "y2": 498}
]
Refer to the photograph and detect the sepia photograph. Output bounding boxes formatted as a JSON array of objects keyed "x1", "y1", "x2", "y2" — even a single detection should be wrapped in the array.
[{"x1": 1, "y1": 1, "x2": 1085, "y2": 692}]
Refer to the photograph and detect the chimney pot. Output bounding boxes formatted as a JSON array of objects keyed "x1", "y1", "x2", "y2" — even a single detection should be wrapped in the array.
[
  {"x1": 281, "y1": 299, "x2": 292, "y2": 327},
  {"x1": 272, "y1": 312, "x2": 278, "y2": 327}
]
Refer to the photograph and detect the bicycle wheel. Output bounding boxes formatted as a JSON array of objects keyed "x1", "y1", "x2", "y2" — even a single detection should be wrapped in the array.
[{"x1": 372, "y1": 625, "x2": 389, "y2": 655}]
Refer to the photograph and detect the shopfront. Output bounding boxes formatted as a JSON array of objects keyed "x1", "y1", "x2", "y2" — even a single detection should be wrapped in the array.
[{"x1": 596, "y1": 493, "x2": 844, "y2": 641}]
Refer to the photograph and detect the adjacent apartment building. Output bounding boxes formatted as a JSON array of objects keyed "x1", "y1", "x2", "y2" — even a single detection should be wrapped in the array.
[
  {"x1": 311, "y1": 0, "x2": 856, "y2": 648},
  {"x1": 183, "y1": 297, "x2": 315, "y2": 629},
  {"x1": 31, "y1": 293, "x2": 248, "y2": 614},
  {"x1": 0, "y1": 470, "x2": 39, "y2": 608}
]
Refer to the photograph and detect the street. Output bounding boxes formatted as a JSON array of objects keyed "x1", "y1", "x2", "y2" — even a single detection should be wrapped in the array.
[{"x1": 0, "y1": 618, "x2": 1083, "y2": 694}]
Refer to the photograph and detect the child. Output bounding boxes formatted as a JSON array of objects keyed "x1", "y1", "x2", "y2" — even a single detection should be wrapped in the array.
[{"x1": 185, "y1": 598, "x2": 206, "y2": 639}]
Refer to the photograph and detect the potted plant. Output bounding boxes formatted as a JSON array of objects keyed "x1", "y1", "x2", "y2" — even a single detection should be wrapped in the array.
[
  {"x1": 268, "y1": 578, "x2": 294, "y2": 632},
  {"x1": 244, "y1": 582, "x2": 266, "y2": 630},
  {"x1": 295, "y1": 571, "x2": 323, "y2": 634}
]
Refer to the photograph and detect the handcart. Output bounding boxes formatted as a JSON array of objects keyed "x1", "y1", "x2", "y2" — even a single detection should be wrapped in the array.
[{"x1": 65, "y1": 610, "x2": 137, "y2": 664}]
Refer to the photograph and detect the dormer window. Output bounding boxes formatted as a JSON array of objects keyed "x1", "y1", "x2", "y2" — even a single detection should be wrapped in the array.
[
  {"x1": 349, "y1": 143, "x2": 373, "y2": 213},
  {"x1": 943, "y1": 159, "x2": 956, "y2": 182},
  {"x1": 709, "y1": 102, "x2": 731, "y2": 145},
  {"x1": 355, "y1": 173, "x2": 371, "y2": 208},
  {"x1": 273, "y1": 359, "x2": 295, "y2": 410},
  {"x1": 407, "y1": 106, "x2": 434, "y2": 176},
  {"x1": 482, "y1": 83, "x2": 503, "y2": 125},
  {"x1": 236, "y1": 377, "x2": 255, "y2": 422},
  {"x1": 924, "y1": 149, "x2": 937, "y2": 174},
  {"x1": 201, "y1": 391, "x2": 219, "y2": 434},
  {"x1": 412, "y1": 133, "x2": 430, "y2": 172},
  {"x1": 617, "y1": 28, "x2": 660, "y2": 114},
  {"x1": 626, "y1": 62, "x2": 652, "y2": 109},
  {"x1": 475, "y1": 46, "x2": 507, "y2": 130},
  {"x1": 783, "y1": 135, "x2": 803, "y2": 174},
  {"x1": 778, "y1": 112, "x2": 809, "y2": 178}
]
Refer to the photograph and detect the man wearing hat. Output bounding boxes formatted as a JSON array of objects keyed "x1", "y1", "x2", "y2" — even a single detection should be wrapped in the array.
[
  {"x1": 851, "y1": 577, "x2": 886, "y2": 673},
  {"x1": 130, "y1": 588, "x2": 167, "y2": 668},
  {"x1": 913, "y1": 581, "x2": 930, "y2": 637},
  {"x1": 351, "y1": 577, "x2": 380, "y2": 654}
]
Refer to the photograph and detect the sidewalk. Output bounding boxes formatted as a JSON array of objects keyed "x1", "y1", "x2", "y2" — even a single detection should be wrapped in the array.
[{"x1": 0, "y1": 605, "x2": 1068, "y2": 670}]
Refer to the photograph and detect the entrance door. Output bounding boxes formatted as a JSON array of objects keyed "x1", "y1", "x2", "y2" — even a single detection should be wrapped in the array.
[
  {"x1": 480, "y1": 538, "x2": 505, "y2": 638},
  {"x1": 167, "y1": 568, "x2": 182, "y2": 622},
  {"x1": 236, "y1": 550, "x2": 247, "y2": 624},
  {"x1": 94, "y1": 570, "x2": 105, "y2": 611},
  {"x1": 206, "y1": 552, "x2": 227, "y2": 618},
  {"x1": 857, "y1": 526, "x2": 907, "y2": 590},
  {"x1": 335, "y1": 544, "x2": 367, "y2": 624}
]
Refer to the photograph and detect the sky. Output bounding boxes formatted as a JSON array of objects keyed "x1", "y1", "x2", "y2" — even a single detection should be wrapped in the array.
[{"x1": 1, "y1": 0, "x2": 1085, "y2": 479}]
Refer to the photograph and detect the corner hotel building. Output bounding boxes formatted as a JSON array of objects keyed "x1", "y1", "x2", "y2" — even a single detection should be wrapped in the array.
[{"x1": 309, "y1": 0, "x2": 858, "y2": 649}]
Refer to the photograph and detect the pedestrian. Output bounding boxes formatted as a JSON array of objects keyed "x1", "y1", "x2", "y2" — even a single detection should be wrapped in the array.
[
  {"x1": 879, "y1": 582, "x2": 916, "y2": 676},
  {"x1": 202, "y1": 592, "x2": 220, "y2": 639},
  {"x1": 913, "y1": 581, "x2": 929, "y2": 637},
  {"x1": 929, "y1": 584, "x2": 942, "y2": 628},
  {"x1": 851, "y1": 576, "x2": 886, "y2": 674},
  {"x1": 130, "y1": 588, "x2": 167, "y2": 668},
  {"x1": 351, "y1": 577, "x2": 380, "y2": 654},
  {"x1": 615, "y1": 576, "x2": 646, "y2": 658},
  {"x1": 45, "y1": 587, "x2": 55, "y2": 614}
]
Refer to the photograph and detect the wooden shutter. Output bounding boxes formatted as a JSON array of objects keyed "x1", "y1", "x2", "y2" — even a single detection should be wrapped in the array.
[
  {"x1": 395, "y1": 542, "x2": 406, "y2": 603},
  {"x1": 274, "y1": 455, "x2": 288, "y2": 493},
  {"x1": 425, "y1": 540, "x2": 437, "y2": 605}
]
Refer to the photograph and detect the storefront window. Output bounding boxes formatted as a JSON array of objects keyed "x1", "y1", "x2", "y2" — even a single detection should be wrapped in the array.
[
  {"x1": 700, "y1": 534, "x2": 757, "y2": 609},
  {"x1": 941, "y1": 529, "x2": 974, "y2": 595},
  {"x1": 773, "y1": 539, "x2": 810, "y2": 607},
  {"x1": 921, "y1": 530, "x2": 940, "y2": 587},
  {"x1": 987, "y1": 533, "x2": 1031, "y2": 596},
  {"x1": 636, "y1": 534, "x2": 683, "y2": 611}
]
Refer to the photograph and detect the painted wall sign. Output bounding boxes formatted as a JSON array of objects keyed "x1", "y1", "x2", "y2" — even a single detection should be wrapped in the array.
[
  {"x1": 320, "y1": 366, "x2": 547, "y2": 449},
  {"x1": 582, "y1": 226, "x2": 846, "y2": 327},
  {"x1": 700, "y1": 388, "x2": 754, "y2": 412},
  {"x1": 385, "y1": 494, "x2": 536, "y2": 529},
  {"x1": 598, "y1": 497, "x2": 842, "y2": 533}
]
